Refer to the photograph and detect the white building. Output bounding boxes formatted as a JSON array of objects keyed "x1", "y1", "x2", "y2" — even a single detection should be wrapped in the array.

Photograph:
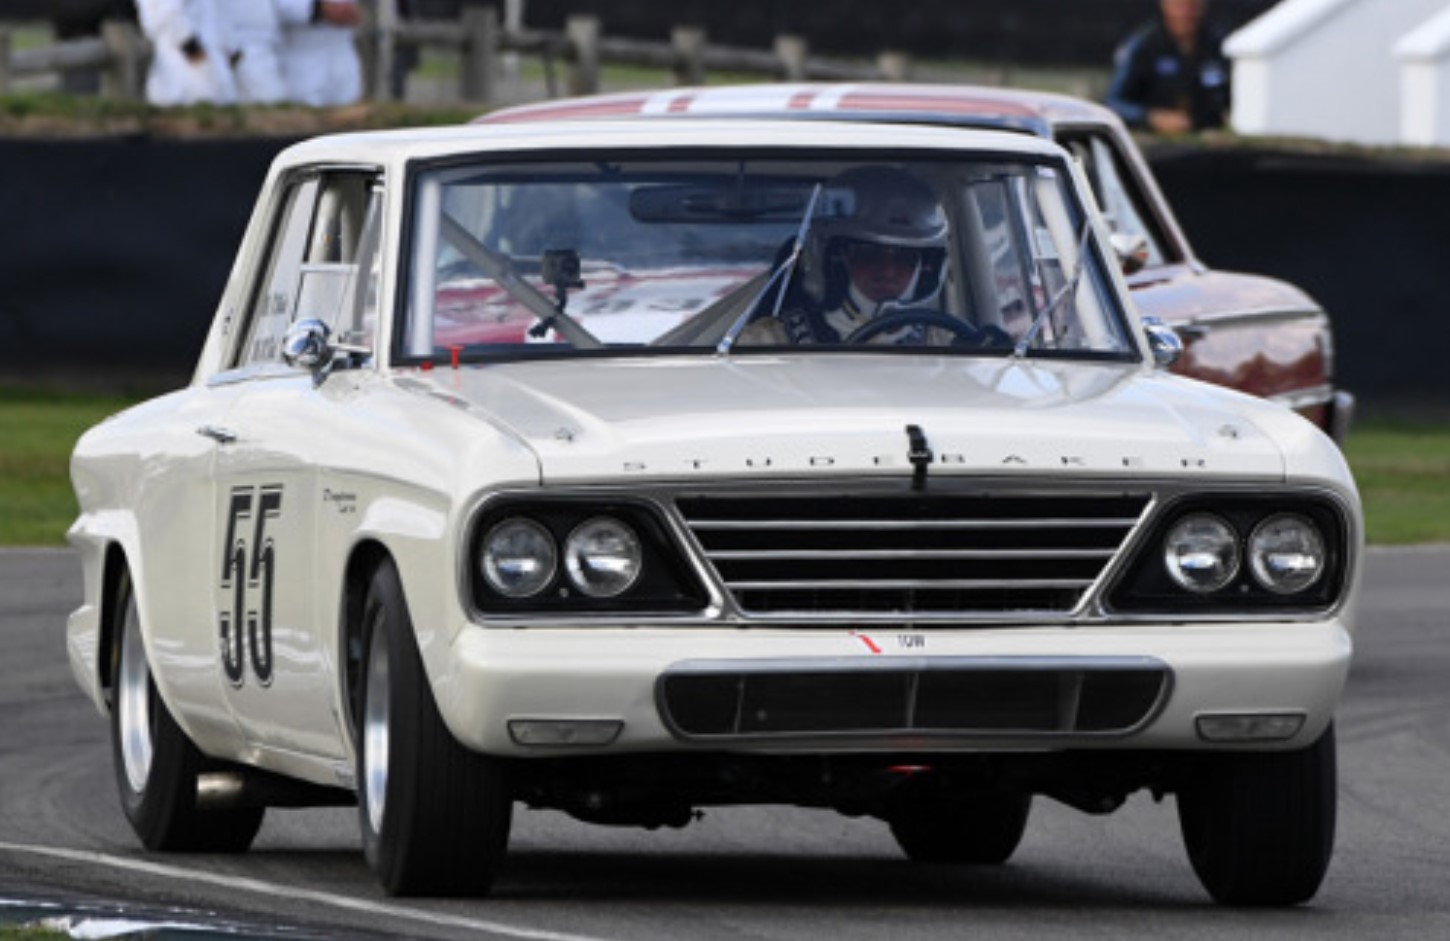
[
  {"x1": 1227, "y1": 0, "x2": 1450, "y2": 145},
  {"x1": 1397, "y1": 7, "x2": 1450, "y2": 146}
]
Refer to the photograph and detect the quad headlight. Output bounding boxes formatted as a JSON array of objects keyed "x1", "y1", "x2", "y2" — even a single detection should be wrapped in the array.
[
  {"x1": 1163, "y1": 514, "x2": 1239, "y2": 594},
  {"x1": 469, "y1": 498, "x2": 706, "y2": 614},
  {"x1": 564, "y1": 517, "x2": 643, "y2": 597},
  {"x1": 480, "y1": 518, "x2": 557, "y2": 597},
  {"x1": 1108, "y1": 494, "x2": 1348, "y2": 613},
  {"x1": 481, "y1": 516, "x2": 642, "y2": 599},
  {"x1": 1248, "y1": 513, "x2": 1326, "y2": 594}
]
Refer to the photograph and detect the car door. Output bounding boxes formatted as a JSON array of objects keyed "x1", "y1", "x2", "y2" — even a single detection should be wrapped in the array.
[{"x1": 210, "y1": 168, "x2": 384, "y2": 759}]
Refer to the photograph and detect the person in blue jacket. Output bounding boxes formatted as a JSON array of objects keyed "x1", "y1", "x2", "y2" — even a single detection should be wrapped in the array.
[{"x1": 1106, "y1": 0, "x2": 1233, "y2": 133}]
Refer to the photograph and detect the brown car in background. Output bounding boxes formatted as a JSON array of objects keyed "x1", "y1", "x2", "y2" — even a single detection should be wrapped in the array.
[{"x1": 481, "y1": 83, "x2": 1354, "y2": 443}]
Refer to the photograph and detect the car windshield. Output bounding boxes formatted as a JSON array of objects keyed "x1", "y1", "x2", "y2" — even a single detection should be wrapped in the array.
[{"x1": 399, "y1": 155, "x2": 1137, "y2": 362}]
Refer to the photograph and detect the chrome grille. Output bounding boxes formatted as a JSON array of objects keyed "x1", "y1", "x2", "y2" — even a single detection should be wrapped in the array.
[{"x1": 676, "y1": 492, "x2": 1151, "y2": 617}]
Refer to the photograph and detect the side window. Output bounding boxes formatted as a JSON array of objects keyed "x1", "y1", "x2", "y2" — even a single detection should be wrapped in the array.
[
  {"x1": 1065, "y1": 135, "x2": 1168, "y2": 268},
  {"x1": 236, "y1": 171, "x2": 383, "y2": 369}
]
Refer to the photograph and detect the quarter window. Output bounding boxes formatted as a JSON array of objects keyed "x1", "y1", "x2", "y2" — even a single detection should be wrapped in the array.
[{"x1": 236, "y1": 171, "x2": 383, "y2": 369}]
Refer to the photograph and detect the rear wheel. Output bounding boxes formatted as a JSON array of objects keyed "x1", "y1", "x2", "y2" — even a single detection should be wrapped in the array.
[
  {"x1": 110, "y1": 567, "x2": 264, "y2": 852},
  {"x1": 888, "y1": 791, "x2": 1032, "y2": 864},
  {"x1": 1177, "y1": 726, "x2": 1337, "y2": 906},
  {"x1": 356, "y1": 558, "x2": 512, "y2": 896}
]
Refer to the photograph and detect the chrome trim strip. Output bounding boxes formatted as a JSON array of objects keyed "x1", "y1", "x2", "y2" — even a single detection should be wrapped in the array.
[
  {"x1": 1267, "y1": 383, "x2": 1335, "y2": 412},
  {"x1": 1076, "y1": 491, "x2": 1162, "y2": 619},
  {"x1": 1179, "y1": 306, "x2": 1327, "y2": 330},
  {"x1": 206, "y1": 362, "x2": 304, "y2": 388},
  {"x1": 689, "y1": 518, "x2": 1141, "y2": 531},
  {"x1": 725, "y1": 578, "x2": 1095, "y2": 590},
  {"x1": 706, "y1": 548, "x2": 1116, "y2": 561},
  {"x1": 662, "y1": 653, "x2": 1167, "y2": 675}
]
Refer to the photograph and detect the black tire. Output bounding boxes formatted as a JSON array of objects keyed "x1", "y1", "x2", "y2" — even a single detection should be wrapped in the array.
[
  {"x1": 109, "y1": 567, "x2": 264, "y2": 852},
  {"x1": 889, "y1": 792, "x2": 1032, "y2": 864},
  {"x1": 1177, "y1": 725, "x2": 1338, "y2": 906},
  {"x1": 356, "y1": 558, "x2": 512, "y2": 896}
]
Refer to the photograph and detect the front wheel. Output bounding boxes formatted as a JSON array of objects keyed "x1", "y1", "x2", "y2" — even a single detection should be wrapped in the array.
[
  {"x1": 888, "y1": 791, "x2": 1031, "y2": 864},
  {"x1": 110, "y1": 567, "x2": 264, "y2": 852},
  {"x1": 356, "y1": 558, "x2": 512, "y2": 896},
  {"x1": 1177, "y1": 726, "x2": 1337, "y2": 906}
]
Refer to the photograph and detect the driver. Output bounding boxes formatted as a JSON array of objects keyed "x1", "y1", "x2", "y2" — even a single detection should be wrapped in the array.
[{"x1": 745, "y1": 166, "x2": 951, "y2": 345}]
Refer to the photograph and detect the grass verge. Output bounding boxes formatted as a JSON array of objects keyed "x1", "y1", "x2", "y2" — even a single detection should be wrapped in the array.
[
  {"x1": 0, "y1": 387, "x2": 134, "y2": 546},
  {"x1": 1341, "y1": 420, "x2": 1450, "y2": 545},
  {"x1": 0, "y1": 925, "x2": 67, "y2": 939},
  {"x1": 0, "y1": 387, "x2": 1446, "y2": 546}
]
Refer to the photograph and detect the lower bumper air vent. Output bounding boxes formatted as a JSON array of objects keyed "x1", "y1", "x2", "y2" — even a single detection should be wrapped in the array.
[{"x1": 658, "y1": 658, "x2": 1170, "y2": 740}]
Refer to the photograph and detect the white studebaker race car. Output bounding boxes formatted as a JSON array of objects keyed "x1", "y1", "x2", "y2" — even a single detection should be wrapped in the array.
[{"x1": 67, "y1": 118, "x2": 1360, "y2": 905}]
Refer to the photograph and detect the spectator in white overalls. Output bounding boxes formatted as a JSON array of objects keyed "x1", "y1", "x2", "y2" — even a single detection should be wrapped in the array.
[
  {"x1": 227, "y1": 2, "x2": 289, "y2": 104},
  {"x1": 133, "y1": 0, "x2": 236, "y2": 106},
  {"x1": 276, "y1": 0, "x2": 365, "y2": 107}
]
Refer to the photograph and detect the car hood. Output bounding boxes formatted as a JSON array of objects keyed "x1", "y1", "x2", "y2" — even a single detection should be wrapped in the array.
[
  {"x1": 1128, "y1": 264, "x2": 1322, "y2": 323},
  {"x1": 400, "y1": 355, "x2": 1288, "y2": 484}
]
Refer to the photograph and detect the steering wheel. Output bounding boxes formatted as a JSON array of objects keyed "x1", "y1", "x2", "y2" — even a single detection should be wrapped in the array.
[{"x1": 843, "y1": 308, "x2": 988, "y2": 346}]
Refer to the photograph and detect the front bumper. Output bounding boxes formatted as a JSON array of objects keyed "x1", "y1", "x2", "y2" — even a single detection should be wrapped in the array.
[{"x1": 433, "y1": 619, "x2": 1352, "y2": 757}]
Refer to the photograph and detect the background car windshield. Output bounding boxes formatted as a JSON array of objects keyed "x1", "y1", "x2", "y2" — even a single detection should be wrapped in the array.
[{"x1": 400, "y1": 156, "x2": 1136, "y2": 360}]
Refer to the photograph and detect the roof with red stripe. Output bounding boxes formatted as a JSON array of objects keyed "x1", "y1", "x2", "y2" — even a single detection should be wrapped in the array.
[{"x1": 479, "y1": 83, "x2": 1117, "y2": 132}]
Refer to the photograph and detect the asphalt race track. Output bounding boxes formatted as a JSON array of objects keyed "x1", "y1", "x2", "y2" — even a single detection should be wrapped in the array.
[{"x1": 2, "y1": 546, "x2": 1448, "y2": 940}]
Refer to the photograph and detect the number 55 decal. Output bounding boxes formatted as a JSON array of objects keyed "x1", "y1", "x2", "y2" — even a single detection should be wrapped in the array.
[{"x1": 219, "y1": 484, "x2": 284, "y2": 688}]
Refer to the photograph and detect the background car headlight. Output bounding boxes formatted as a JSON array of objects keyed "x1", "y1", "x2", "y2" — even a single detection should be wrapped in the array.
[
  {"x1": 1248, "y1": 514, "x2": 1326, "y2": 594},
  {"x1": 564, "y1": 517, "x2": 643, "y2": 597},
  {"x1": 1163, "y1": 514, "x2": 1239, "y2": 593},
  {"x1": 481, "y1": 518, "x2": 557, "y2": 597}
]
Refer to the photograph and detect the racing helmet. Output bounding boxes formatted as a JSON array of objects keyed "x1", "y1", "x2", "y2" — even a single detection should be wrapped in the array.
[{"x1": 800, "y1": 166, "x2": 949, "y2": 310}]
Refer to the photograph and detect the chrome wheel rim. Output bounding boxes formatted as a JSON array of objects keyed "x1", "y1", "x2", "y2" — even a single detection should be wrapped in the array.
[
  {"x1": 117, "y1": 597, "x2": 154, "y2": 793},
  {"x1": 363, "y1": 612, "x2": 390, "y2": 835}
]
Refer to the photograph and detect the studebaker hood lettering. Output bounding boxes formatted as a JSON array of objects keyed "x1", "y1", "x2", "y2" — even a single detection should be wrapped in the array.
[{"x1": 403, "y1": 356, "x2": 1286, "y2": 482}]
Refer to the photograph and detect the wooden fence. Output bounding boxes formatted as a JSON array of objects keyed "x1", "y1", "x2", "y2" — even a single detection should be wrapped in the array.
[
  {"x1": 0, "y1": 21, "x2": 144, "y2": 98},
  {"x1": 0, "y1": 10, "x2": 911, "y2": 105}
]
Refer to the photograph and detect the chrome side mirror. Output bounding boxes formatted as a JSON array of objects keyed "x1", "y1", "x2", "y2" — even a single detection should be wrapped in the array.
[
  {"x1": 283, "y1": 318, "x2": 372, "y2": 385},
  {"x1": 282, "y1": 318, "x2": 335, "y2": 372},
  {"x1": 1141, "y1": 316, "x2": 1183, "y2": 369},
  {"x1": 1110, "y1": 232, "x2": 1149, "y2": 275}
]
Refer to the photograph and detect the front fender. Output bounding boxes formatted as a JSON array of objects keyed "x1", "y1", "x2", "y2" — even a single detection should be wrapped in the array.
[{"x1": 65, "y1": 509, "x2": 141, "y2": 717}]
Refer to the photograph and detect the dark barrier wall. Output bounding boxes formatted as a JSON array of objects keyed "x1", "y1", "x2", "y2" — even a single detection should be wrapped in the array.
[
  {"x1": 474, "y1": 0, "x2": 1279, "y2": 65},
  {"x1": 1147, "y1": 146, "x2": 1450, "y2": 409},
  {"x1": 0, "y1": 0, "x2": 1275, "y2": 66},
  {"x1": 0, "y1": 135, "x2": 1444, "y2": 408},
  {"x1": 0, "y1": 137, "x2": 279, "y2": 387},
  {"x1": 452, "y1": 0, "x2": 1270, "y2": 65}
]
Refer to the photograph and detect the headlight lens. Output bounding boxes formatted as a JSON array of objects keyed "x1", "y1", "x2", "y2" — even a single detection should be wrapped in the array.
[
  {"x1": 1248, "y1": 514, "x2": 1326, "y2": 594},
  {"x1": 1163, "y1": 514, "x2": 1239, "y2": 593},
  {"x1": 564, "y1": 517, "x2": 643, "y2": 597},
  {"x1": 480, "y1": 518, "x2": 557, "y2": 597}
]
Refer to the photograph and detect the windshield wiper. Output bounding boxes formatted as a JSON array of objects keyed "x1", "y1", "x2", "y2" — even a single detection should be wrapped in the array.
[
  {"x1": 438, "y1": 213, "x2": 601, "y2": 349},
  {"x1": 1013, "y1": 219, "x2": 1094, "y2": 359},
  {"x1": 716, "y1": 183, "x2": 823, "y2": 356}
]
